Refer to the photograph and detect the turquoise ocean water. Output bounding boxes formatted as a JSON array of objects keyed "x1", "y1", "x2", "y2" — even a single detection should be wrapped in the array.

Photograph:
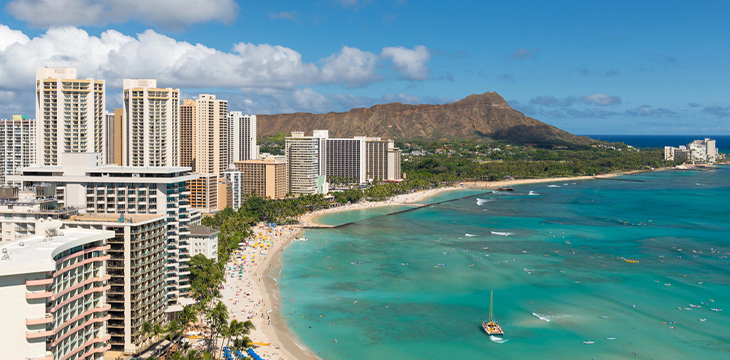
[{"x1": 277, "y1": 168, "x2": 730, "y2": 359}]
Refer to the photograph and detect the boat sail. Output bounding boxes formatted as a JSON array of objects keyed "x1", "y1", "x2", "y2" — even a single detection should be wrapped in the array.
[{"x1": 483, "y1": 290, "x2": 504, "y2": 335}]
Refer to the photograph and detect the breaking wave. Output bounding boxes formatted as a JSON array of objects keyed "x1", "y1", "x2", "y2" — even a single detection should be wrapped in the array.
[
  {"x1": 476, "y1": 198, "x2": 493, "y2": 205},
  {"x1": 491, "y1": 231, "x2": 515, "y2": 236}
]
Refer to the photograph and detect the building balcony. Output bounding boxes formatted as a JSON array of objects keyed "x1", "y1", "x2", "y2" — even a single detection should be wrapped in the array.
[
  {"x1": 26, "y1": 329, "x2": 53, "y2": 339},
  {"x1": 26, "y1": 314, "x2": 54, "y2": 326},
  {"x1": 26, "y1": 278, "x2": 53, "y2": 286},
  {"x1": 26, "y1": 291, "x2": 52, "y2": 300}
]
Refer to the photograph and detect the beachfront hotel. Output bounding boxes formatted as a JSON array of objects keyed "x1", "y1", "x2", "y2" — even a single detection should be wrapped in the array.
[
  {"x1": 229, "y1": 112, "x2": 258, "y2": 162},
  {"x1": 664, "y1": 138, "x2": 717, "y2": 163},
  {"x1": 0, "y1": 115, "x2": 36, "y2": 185},
  {"x1": 0, "y1": 219, "x2": 114, "y2": 360},
  {"x1": 35, "y1": 67, "x2": 106, "y2": 166},
  {"x1": 64, "y1": 214, "x2": 168, "y2": 355},
  {"x1": 325, "y1": 137, "x2": 367, "y2": 184},
  {"x1": 187, "y1": 172, "x2": 220, "y2": 214},
  {"x1": 8, "y1": 152, "x2": 201, "y2": 308},
  {"x1": 231, "y1": 158, "x2": 287, "y2": 200},
  {"x1": 366, "y1": 137, "x2": 403, "y2": 181},
  {"x1": 285, "y1": 131, "x2": 328, "y2": 195},
  {"x1": 122, "y1": 79, "x2": 180, "y2": 167}
]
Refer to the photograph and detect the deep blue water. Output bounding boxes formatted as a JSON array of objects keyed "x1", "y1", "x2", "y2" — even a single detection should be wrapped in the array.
[{"x1": 582, "y1": 135, "x2": 730, "y2": 152}]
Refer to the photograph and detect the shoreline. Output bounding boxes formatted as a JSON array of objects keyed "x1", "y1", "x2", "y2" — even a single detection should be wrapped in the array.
[
  {"x1": 302, "y1": 171, "x2": 649, "y2": 227},
  {"x1": 219, "y1": 225, "x2": 320, "y2": 360}
]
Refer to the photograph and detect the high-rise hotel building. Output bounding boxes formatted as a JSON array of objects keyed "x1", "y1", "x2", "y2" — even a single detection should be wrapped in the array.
[
  {"x1": 325, "y1": 137, "x2": 366, "y2": 184},
  {"x1": 122, "y1": 79, "x2": 179, "y2": 167},
  {"x1": 35, "y1": 67, "x2": 105, "y2": 166},
  {"x1": 285, "y1": 131, "x2": 328, "y2": 195},
  {"x1": 0, "y1": 115, "x2": 36, "y2": 185},
  {"x1": 194, "y1": 95, "x2": 229, "y2": 175},
  {"x1": 366, "y1": 137, "x2": 403, "y2": 181},
  {"x1": 180, "y1": 99, "x2": 196, "y2": 169},
  {"x1": 229, "y1": 112, "x2": 257, "y2": 162}
]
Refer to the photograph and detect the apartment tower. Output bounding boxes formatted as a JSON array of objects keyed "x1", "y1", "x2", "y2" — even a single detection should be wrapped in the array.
[
  {"x1": 122, "y1": 79, "x2": 180, "y2": 167},
  {"x1": 0, "y1": 115, "x2": 36, "y2": 184},
  {"x1": 195, "y1": 95, "x2": 228, "y2": 175},
  {"x1": 35, "y1": 67, "x2": 105, "y2": 166},
  {"x1": 105, "y1": 109, "x2": 123, "y2": 165},
  {"x1": 366, "y1": 137, "x2": 403, "y2": 181},
  {"x1": 180, "y1": 99, "x2": 195, "y2": 168},
  {"x1": 229, "y1": 112, "x2": 257, "y2": 161}
]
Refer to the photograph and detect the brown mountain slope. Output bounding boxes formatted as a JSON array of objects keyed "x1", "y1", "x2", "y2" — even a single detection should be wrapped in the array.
[{"x1": 257, "y1": 92, "x2": 582, "y2": 144}]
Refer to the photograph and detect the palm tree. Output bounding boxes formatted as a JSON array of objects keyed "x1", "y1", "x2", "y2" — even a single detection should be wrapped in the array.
[
  {"x1": 185, "y1": 350, "x2": 204, "y2": 360},
  {"x1": 179, "y1": 305, "x2": 197, "y2": 331},
  {"x1": 207, "y1": 302, "x2": 229, "y2": 353},
  {"x1": 165, "y1": 319, "x2": 183, "y2": 342}
]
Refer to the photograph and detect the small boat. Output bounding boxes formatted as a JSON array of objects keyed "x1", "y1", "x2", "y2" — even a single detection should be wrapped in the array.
[
  {"x1": 606, "y1": 338, "x2": 615, "y2": 340},
  {"x1": 689, "y1": 304, "x2": 701, "y2": 308},
  {"x1": 711, "y1": 308, "x2": 722, "y2": 312},
  {"x1": 583, "y1": 341, "x2": 594, "y2": 344},
  {"x1": 669, "y1": 326, "x2": 676, "y2": 329},
  {"x1": 599, "y1": 315, "x2": 608, "y2": 318},
  {"x1": 624, "y1": 259, "x2": 639, "y2": 263},
  {"x1": 699, "y1": 319, "x2": 707, "y2": 322},
  {"x1": 482, "y1": 290, "x2": 504, "y2": 336}
]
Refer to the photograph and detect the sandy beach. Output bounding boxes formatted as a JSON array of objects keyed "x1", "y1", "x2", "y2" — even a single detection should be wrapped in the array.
[{"x1": 218, "y1": 224, "x2": 319, "y2": 360}]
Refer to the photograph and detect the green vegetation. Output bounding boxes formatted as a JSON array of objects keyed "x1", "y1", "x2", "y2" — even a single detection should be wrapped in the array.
[{"x1": 258, "y1": 131, "x2": 287, "y2": 155}]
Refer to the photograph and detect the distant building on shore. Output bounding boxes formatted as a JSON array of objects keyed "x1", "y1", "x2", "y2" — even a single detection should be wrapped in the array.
[
  {"x1": 665, "y1": 138, "x2": 717, "y2": 163},
  {"x1": 285, "y1": 131, "x2": 328, "y2": 195}
]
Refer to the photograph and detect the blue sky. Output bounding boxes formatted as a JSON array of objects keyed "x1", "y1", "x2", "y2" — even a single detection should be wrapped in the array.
[{"x1": 0, "y1": 0, "x2": 728, "y2": 135}]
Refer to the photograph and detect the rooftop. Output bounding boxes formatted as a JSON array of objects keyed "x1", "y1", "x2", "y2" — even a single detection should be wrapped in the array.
[
  {"x1": 189, "y1": 225, "x2": 219, "y2": 237},
  {"x1": 0, "y1": 227, "x2": 114, "y2": 276},
  {"x1": 67, "y1": 213, "x2": 166, "y2": 224}
]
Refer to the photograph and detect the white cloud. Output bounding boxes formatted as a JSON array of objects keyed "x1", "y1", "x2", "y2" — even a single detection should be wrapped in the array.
[
  {"x1": 6, "y1": 0, "x2": 239, "y2": 29},
  {"x1": 381, "y1": 45, "x2": 430, "y2": 80},
  {"x1": 0, "y1": 24, "x2": 434, "y2": 115},
  {"x1": 582, "y1": 93, "x2": 622, "y2": 106},
  {"x1": 320, "y1": 46, "x2": 380, "y2": 88}
]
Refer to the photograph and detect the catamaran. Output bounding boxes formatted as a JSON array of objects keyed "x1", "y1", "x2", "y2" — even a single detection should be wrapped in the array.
[{"x1": 483, "y1": 290, "x2": 504, "y2": 336}]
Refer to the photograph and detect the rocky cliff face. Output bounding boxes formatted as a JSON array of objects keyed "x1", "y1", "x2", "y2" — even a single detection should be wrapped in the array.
[{"x1": 257, "y1": 92, "x2": 580, "y2": 144}]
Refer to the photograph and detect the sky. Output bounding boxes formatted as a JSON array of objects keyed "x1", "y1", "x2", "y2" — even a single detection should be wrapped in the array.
[{"x1": 0, "y1": 0, "x2": 728, "y2": 135}]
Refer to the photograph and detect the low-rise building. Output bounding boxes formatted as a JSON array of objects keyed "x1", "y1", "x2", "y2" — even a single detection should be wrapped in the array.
[
  {"x1": 0, "y1": 220, "x2": 114, "y2": 360},
  {"x1": 187, "y1": 225, "x2": 219, "y2": 260}
]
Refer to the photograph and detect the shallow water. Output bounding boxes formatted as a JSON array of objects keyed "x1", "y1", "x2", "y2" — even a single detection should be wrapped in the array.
[{"x1": 280, "y1": 168, "x2": 730, "y2": 359}]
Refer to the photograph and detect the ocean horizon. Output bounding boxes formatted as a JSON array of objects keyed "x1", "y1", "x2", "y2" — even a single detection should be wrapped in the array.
[{"x1": 278, "y1": 167, "x2": 730, "y2": 359}]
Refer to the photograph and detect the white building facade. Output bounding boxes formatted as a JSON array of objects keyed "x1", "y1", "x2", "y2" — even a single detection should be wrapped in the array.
[
  {"x1": 223, "y1": 168, "x2": 244, "y2": 211},
  {"x1": 229, "y1": 112, "x2": 257, "y2": 162},
  {"x1": 36, "y1": 67, "x2": 106, "y2": 166},
  {"x1": 285, "y1": 131, "x2": 328, "y2": 195},
  {"x1": 187, "y1": 225, "x2": 219, "y2": 260},
  {"x1": 0, "y1": 223, "x2": 114, "y2": 360},
  {"x1": 0, "y1": 115, "x2": 36, "y2": 185}
]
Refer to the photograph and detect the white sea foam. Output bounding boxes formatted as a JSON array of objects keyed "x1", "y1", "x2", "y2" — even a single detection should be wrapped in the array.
[
  {"x1": 490, "y1": 335, "x2": 508, "y2": 343},
  {"x1": 476, "y1": 198, "x2": 493, "y2": 205},
  {"x1": 547, "y1": 185, "x2": 560, "y2": 188},
  {"x1": 529, "y1": 191, "x2": 540, "y2": 196},
  {"x1": 491, "y1": 231, "x2": 515, "y2": 236},
  {"x1": 532, "y1": 312, "x2": 551, "y2": 322},
  {"x1": 465, "y1": 234, "x2": 477, "y2": 237},
  {"x1": 532, "y1": 312, "x2": 573, "y2": 322}
]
